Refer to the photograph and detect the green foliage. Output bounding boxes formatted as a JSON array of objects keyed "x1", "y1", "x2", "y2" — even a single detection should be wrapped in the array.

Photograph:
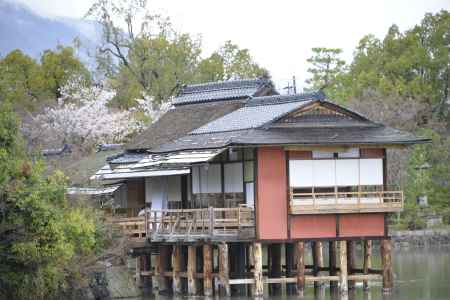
[
  {"x1": 87, "y1": 0, "x2": 268, "y2": 108},
  {"x1": 0, "y1": 102, "x2": 107, "y2": 299},
  {"x1": 40, "y1": 45, "x2": 91, "y2": 99},
  {"x1": 0, "y1": 46, "x2": 90, "y2": 111},
  {"x1": 305, "y1": 47, "x2": 346, "y2": 95},
  {"x1": 0, "y1": 50, "x2": 46, "y2": 109},
  {"x1": 405, "y1": 128, "x2": 450, "y2": 209}
]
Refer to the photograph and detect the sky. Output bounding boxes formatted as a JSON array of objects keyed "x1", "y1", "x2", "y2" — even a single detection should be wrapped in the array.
[{"x1": 15, "y1": 0, "x2": 450, "y2": 90}]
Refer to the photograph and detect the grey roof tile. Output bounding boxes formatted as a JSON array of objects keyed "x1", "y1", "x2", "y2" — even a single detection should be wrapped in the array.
[{"x1": 173, "y1": 78, "x2": 272, "y2": 106}]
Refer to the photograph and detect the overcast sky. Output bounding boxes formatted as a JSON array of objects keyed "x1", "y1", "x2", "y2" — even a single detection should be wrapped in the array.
[{"x1": 16, "y1": 0, "x2": 450, "y2": 90}]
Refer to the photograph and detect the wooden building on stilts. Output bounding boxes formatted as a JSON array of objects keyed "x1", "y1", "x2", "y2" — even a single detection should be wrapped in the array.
[{"x1": 92, "y1": 78, "x2": 428, "y2": 297}]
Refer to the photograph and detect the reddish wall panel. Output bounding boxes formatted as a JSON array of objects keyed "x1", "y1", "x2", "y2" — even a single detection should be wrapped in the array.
[
  {"x1": 339, "y1": 213, "x2": 385, "y2": 237},
  {"x1": 290, "y1": 215, "x2": 337, "y2": 239},
  {"x1": 289, "y1": 151, "x2": 312, "y2": 160},
  {"x1": 256, "y1": 147, "x2": 288, "y2": 240},
  {"x1": 360, "y1": 148, "x2": 385, "y2": 158}
]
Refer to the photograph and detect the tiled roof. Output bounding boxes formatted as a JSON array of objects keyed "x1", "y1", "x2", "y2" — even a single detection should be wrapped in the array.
[
  {"x1": 173, "y1": 78, "x2": 273, "y2": 106},
  {"x1": 151, "y1": 126, "x2": 429, "y2": 153},
  {"x1": 190, "y1": 93, "x2": 323, "y2": 134}
]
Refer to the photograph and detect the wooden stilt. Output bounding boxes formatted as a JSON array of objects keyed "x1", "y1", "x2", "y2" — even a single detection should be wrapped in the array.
[
  {"x1": 296, "y1": 241, "x2": 305, "y2": 297},
  {"x1": 253, "y1": 242, "x2": 264, "y2": 298},
  {"x1": 203, "y1": 244, "x2": 213, "y2": 297},
  {"x1": 339, "y1": 240, "x2": 348, "y2": 295},
  {"x1": 142, "y1": 254, "x2": 152, "y2": 292},
  {"x1": 268, "y1": 243, "x2": 282, "y2": 295},
  {"x1": 158, "y1": 245, "x2": 170, "y2": 293},
  {"x1": 329, "y1": 241, "x2": 338, "y2": 290},
  {"x1": 135, "y1": 256, "x2": 142, "y2": 288},
  {"x1": 218, "y1": 242, "x2": 231, "y2": 296},
  {"x1": 285, "y1": 243, "x2": 296, "y2": 294},
  {"x1": 172, "y1": 245, "x2": 182, "y2": 294},
  {"x1": 347, "y1": 241, "x2": 356, "y2": 290},
  {"x1": 363, "y1": 240, "x2": 372, "y2": 290},
  {"x1": 381, "y1": 239, "x2": 393, "y2": 292},
  {"x1": 153, "y1": 252, "x2": 160, "y2": 291},
  {"x1": 313, "y1": 241, "x2": 324, "y2": 289},
  {"x1": 187, "y1": 245, "x2": 197, "y2": 295}
]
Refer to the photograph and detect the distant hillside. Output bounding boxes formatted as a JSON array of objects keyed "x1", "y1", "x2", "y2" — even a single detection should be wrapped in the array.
[{"x1": 0, "y1": 0, "x2": 99, "y2": 60}]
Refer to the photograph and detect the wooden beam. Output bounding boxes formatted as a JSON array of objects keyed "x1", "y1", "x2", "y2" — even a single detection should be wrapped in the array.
[
  {"x1": 187, "y1": 245, "x2": 197, "y2": 295},
  {"x1": 363, "y1": 240, "x2": 372, "y2": 290},
  {"x1": 296, "y1": 241, "x2": 305, "y2": 297},
  {"x1": 218, "y1": 242, "x2": 231, "y2": 296},
  {"x1": 203, "y1": 244, "x2": 213, "y2": 297},
  {"x1": 253, "y1": 242, "x2": 264, "y2": 298},
  {"x1": 339, "y1": 240, "x2": 348, "y2": 295},
  {"x1": 381, "y1": 239, "x2": 393, "y2": 292}
]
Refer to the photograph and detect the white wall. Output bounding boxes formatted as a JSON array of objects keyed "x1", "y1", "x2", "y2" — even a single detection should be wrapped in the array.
[
  {"x1": 192, "y1": 164, "x2": 222, "y2": 194},
  {"x1": 289, "y1": 158, "x2": 383, "y2": 187},
  {"x1": 145, "y1": 177, "x2": 168, "y2": 209},
  {"x1": 224, "y1": 162, "x2": 243, "y2": 193}
]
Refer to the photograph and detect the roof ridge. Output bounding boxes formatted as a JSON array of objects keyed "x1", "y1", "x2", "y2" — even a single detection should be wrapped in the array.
[
  {"x1": 246, "y1": 91, "x2": 324, "y2": 107},
  {"x1": 179, "y1": 78, "x2": 268, "y2": 94}
]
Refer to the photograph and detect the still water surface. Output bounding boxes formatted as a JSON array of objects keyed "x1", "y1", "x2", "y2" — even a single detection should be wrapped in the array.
[{"x1": 136, "y1": 247, "x2": 450, "y2": 300}]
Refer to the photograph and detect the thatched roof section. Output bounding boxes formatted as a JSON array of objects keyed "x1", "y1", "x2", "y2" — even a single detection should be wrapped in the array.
[{"x1": 126, "y1": 100, "x2": 245, "y2": 151}]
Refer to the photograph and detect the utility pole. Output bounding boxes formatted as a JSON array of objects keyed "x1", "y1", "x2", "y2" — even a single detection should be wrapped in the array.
[{"x1": 292, "y1": 76, "x2": 297, "y2": 94}]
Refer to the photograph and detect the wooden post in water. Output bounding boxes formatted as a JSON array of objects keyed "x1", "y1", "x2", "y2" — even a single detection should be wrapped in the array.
[
  {"x1": 363, "y1": 240, "x2": 372, "y2": 290},
  {"x1": 253, "y1": 242, "x2": 264, "y2": 298},
  {"x1": 347, "y1": 241, "x2": 356, "y2": 290},
  {"x1": 152, "y1": 252, "x2": 160, "y2": 292},
  {"x1": 313, "y1": 241, "x2": 324, "y2": 289},
  {"x1": 142, "y1": 254, "x2": 152, "y2": 292},
  {"x1": 381, "y1": 239, "x2": 393, "y2": 292},
  {"x1": 172, "y1": 245, "x2": 182, "y2": 294},
  {"x1": 135, "y1": 256, "x2": 142, "y2": 288},
  {"x1": 158, "y1": 245, "x2": 170, "y2": 293},
  {"x1": 268, "y1": 243, "x2": 282, "y2": 295},
  {"x1": 329, "y1": 241, "x2": 338, "y2": 290},
  {"x1": 285, "y1": 242, "x2": 296, "y2": 294},
  {"x1": 203, "y1": 244, "x2": 213, "y2": 297},
  {"x1": 339, "y1": 240, "x2": 348, "y2": 295},
  {"x1": 187, "y1": 245, "x2": 197, "y2": 295},
  {"x1": 218, "y1": 242, "x2": 231, "y2": 296},
  {"x1": 296, "y1": 241, "x2": 305, "y2": 297}
]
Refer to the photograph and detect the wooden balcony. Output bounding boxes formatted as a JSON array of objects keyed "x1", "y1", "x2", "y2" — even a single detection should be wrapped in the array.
[
  {"x1": 112, "y1": 206, "x2": 255, "y2": 242},
  {"x1": 290, "y1": 190, "x2": 403, "y2": 214}
]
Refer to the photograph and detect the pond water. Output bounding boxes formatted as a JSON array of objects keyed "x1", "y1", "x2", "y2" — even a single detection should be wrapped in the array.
[{"x1": 132, "y1": 247, "x2": 450, "y2": 300}]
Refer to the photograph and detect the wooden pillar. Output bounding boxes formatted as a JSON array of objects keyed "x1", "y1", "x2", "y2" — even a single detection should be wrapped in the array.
[
  {"x1": 142, "y1": 254, "x2": 152, "y2": 292},
  {"x1": 158, "y1": 245, "x2": 171, "y2": 293},
  {"x1": 135, "y1": 256, "x2": 142, "y2": 288},
  {"x1": 153, "y1": 252, "x2": 160, "y2": 291},
  {"x1": 268, "y1": 243, "x2": 282, "y2": 295},
  {"x1": 253, "y1": 242, "x2": 264, "y2": 298},
  {"x1": 172, "y1": 245, "x2": 182, "y2": 294},
  {"x1": 329, "y1": 241, "x2": 338, "y2": 289},
  {"x1": 285, "y1": 243, "x2": 296, "y2": 294},
  {"x1": 381, "y1": 239, "x2": 393, "y2": 292},
  {"x1": 339, "y1": 240, "x2": 348, "y2": 295},
  {"x1": 218, "y1": 242, "x2": 231, "y2": 296},
  {"x1": 347, "y1": 241, "x2": 356, "y2": 290},
  {"x1": 203, "y1": 244, "x2": 213, "y2": 297},
  {"x1": 363, "y1": 240, "x2": 372, "y2": 290},
  {"x1": 313, "y1": 241, "x2": 324, "y2": 289},
  {"x1": 187, "y1": 245, "x2": 197, "y2": 295},
  {"x1": 296, "y1": 241, "x2": 305, "y2": 297},
  {"x1": 230, "y1": 243, "x2": 247, "y2": 296}
]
